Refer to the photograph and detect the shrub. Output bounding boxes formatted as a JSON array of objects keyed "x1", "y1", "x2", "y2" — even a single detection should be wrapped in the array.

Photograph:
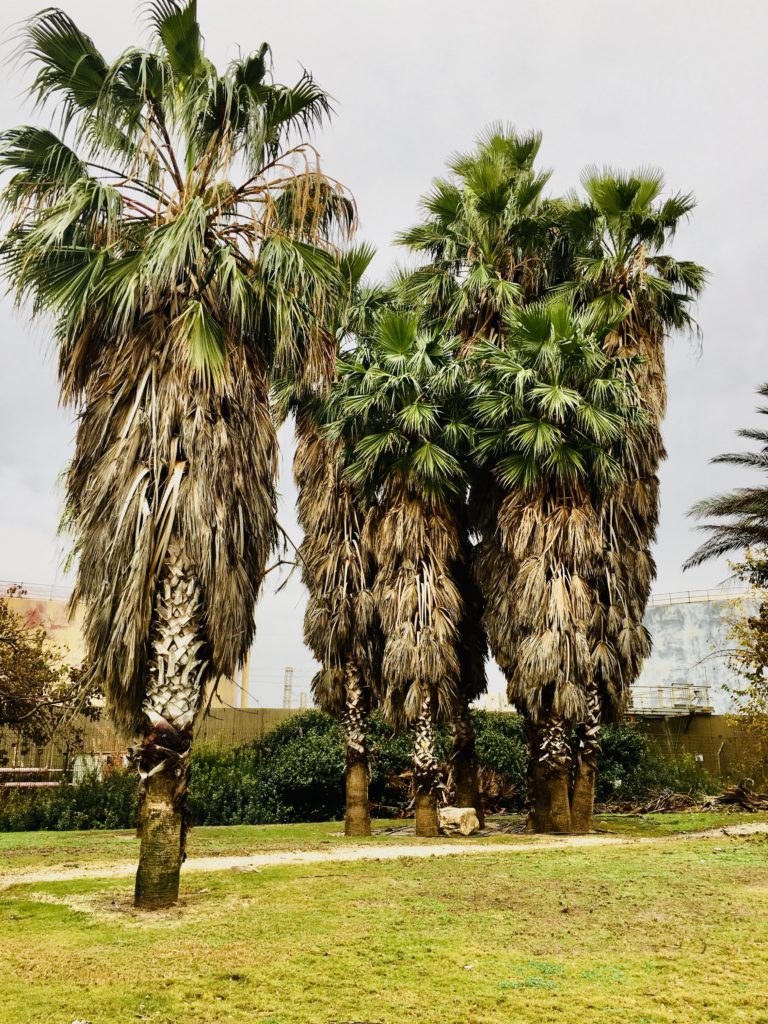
[
  {"x1": 597, "y1": 722, "x2": 712, "y2": 804},
  {"x1": 0, "y1": 710, "x2": 713, "y2": 831},
  {"x1": 0, "y1": 766, "x2": 137, "y2": 831},
  {"x1": 189, "y1": 712, "x2": 347, "y2": 825}
]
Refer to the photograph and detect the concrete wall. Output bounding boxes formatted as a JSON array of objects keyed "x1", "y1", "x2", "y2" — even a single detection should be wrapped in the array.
[{"x1": 634, "y1": 715, "x2": 764, "y2": 784}]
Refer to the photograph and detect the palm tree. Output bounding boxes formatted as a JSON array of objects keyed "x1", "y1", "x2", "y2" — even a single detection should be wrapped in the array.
[
  {"x1": 469, "y1": 298, "x2": 645, "y2": 831},
  {"x1": 397, "y1": 124, "x2": 558, "y2": 344},
  {"x1": 567, "y1": 169, "x2": 706, "y2": 829},
  {"x1": 685, "y1": 385, "x2": 768, "y2": 568},
  {"x1": 286, "y1": 245, "x2": 389, "y2": 836},
  {"x1": 326, "y1": 309, "x2": 479, "y2": 836},
  {"x1": 0, "y1": 3, "x2": 352, "y2": 906},
  {"x1": 395, "y1": 124, "x2": 557, "y2": 811}
]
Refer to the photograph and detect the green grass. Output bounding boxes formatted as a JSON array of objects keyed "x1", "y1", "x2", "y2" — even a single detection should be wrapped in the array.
[
  {"x1": 2, "y1": 811, "x2": 765, "y2": 874},
  {"x1": 1, "y1": 815, "x2": 767, "y2": 1023},
  {"x1": 593, "y1": 810, "x2": 768, "y2": 837}
]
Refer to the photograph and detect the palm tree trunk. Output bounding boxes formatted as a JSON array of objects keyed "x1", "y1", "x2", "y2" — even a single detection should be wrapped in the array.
[
  {"x1": 413, "y1": 692, "x2": 439, "y2": 837},
  {"x1": 135, "y1": 542, "x2": 207, "y2": 910},
  {"x1": 571, "y1": 686, "x2": 600, "y2": 834},
  {"x1": 342, "y1": 658, "x2": 371, "y2": 836},
  {"x1": 526, "y1": 720, "x2": 553, "y2": 832},
  {"x1": 134, "y1": 764, "x2": 187, "y2": 908},
  {"x1": 451, "y1": 701, "x2": 484, "y2": 827},
  {"x1": 537, "y1": 713, "x2": 572, "y2": 833}
]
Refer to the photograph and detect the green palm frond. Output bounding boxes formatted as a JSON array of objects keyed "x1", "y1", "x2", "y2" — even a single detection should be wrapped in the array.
[
  {"x1": 397, "y1": 124, "x2": 557, "y2": 340},
  {"x1": 469, "y1": 297, "x2": 642, "y2": 496},
  {"x1": 0, "y1": 2, "x2": 353, "y2": 732},
  {"x1": 686, "y1": 391, "x2": 768, "y2": 569}
]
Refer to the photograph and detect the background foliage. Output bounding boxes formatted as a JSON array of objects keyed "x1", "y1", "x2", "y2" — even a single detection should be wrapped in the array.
[{"x1": 0, "y1": 710, "x2": 711, "y2": 831}]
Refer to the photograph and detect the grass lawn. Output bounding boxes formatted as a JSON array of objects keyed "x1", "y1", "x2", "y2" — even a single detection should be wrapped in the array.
[
  {"x1": 3, "y1": 810, "x2": 766, "y2": 873},
  {"x1": 1, "y1": 814, "x2": 767, "y2": 1024}
]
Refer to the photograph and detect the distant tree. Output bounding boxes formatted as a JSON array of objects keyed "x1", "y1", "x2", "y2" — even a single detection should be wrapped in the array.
[
  {"x1": 686, "y1": 386, "x2": 768, "y2": 568},
  {"x1": 685, "y1": 391, "x2": 768, "y2": 777},
  {"x1": 0, "y1": 592, "x2": 98, "y2": 766},
  {"x1": 720, "y1": 554, "x2": 768, "y2": 775}
]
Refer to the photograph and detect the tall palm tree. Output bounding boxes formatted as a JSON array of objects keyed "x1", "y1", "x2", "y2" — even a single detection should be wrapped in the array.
[
  {"x1": 395, "y1": 124, "x2": 558, "y2": 810},
  {"x1": 326, "y1": 308, "x2": 479, "y2": 836},
  {"x1": 285, "y1": 245, "x2": 389, "y2": 836},
  {"x1": 566, "y1": 169, "x2": 706, "y2": 829},
  {"x1": 469, "y1": 298, "x2": 646, "y2": 831},
  {"x1": 397, "y1": 124, "x2": 559, "y2": 344},
  {"x1": 0, "y1": 2, "x2": 351, "y2": 906},
  {"x1": 685, "y1": 385, "x2": 768, "y2": 568}
]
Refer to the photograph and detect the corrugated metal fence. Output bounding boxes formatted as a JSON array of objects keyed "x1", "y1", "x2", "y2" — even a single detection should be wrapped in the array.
[
  {"x1": 1, "y1": 709, "x2": 763, "y2": 783},
  {"x1": 0, "y1": 707, "x2": 299, "y2": 771}
]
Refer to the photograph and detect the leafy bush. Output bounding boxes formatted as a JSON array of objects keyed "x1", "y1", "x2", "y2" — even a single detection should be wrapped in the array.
[
  {"x1": 597, "y1": 722, "x2": 712, "y2": 804},
  {"x1": 0, "y1": 766, "x2": 137, "y2": 831},
  {"x1": 189, "y1": 713, "x2": 346, "y2": 825},
  {"x1": 0, "y1": 710, "x2": 712, "y2": 831},
  {"x1": 474, "y1": 710, "x2": 528, "y2": 783}
]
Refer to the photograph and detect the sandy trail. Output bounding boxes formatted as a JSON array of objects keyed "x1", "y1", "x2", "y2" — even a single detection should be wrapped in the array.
[{"x1": 2, "y1": 822, "x2": 766, "y2": 889}]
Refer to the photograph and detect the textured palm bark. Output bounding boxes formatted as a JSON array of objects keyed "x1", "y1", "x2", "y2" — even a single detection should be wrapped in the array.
[
  {"x1": 413, "y1": 693, "x2": 440, "y2": 837},
  {"x1": 134, "y1": 768, "x2": 186, "y2": 909},
  {"x1": 134, "y1": 543, "x2": 207, "y2": 909},
  {"x1": 525, "y1": 722, "x2": 553, "y2": 832},
  {"x1": 414, "y1": 792, "x2": 439, "y2": 837},
  {"x1": 571, "y1": 687, "x2": 601, "y2": 833},
  {"x1": 451, "y1": 702, "x2": 484, "y2": 827},
  {"x1": 538, "y1": 713, "x2": 572, "y2": 833},
  {"x1": 342, "y1": 659, "x2": 371, "y2": 836}
]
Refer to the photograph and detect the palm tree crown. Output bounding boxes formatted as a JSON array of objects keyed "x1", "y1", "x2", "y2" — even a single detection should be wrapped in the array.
[
  {"x1": 686, "y1": 385, "x2": 768, "y2": 568},
  {"x1": 0, "y1": 1, "x2": 353, "y2": 733},
  {"x1": 396, "y1": 124, "x2": 559, "y2": 347},
  {"x1": 326, "y1": 308, "x2": 474, "y2": 725},
  {"x1": 470, "y1": 298, "x2": 645, "y2": 719}
]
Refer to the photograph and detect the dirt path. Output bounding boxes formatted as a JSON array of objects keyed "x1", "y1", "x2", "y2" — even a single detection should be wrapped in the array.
[{"x1": 3, "y1": 822, "x2": 766, "y2": 889}]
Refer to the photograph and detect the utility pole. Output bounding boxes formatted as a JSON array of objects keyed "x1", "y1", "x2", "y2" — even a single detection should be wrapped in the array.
[{"x1": 282, "y1": 666, "x2": 294, "y2": 709}]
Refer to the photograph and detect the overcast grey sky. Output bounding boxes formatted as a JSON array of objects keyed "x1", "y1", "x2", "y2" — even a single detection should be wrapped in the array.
[{"x1": 1, "y1": 1, "x2": 766, "y2": 705}]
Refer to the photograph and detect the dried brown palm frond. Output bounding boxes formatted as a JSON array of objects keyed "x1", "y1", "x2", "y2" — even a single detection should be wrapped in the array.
[
  {"x1": 67, "y1": 319, "x2": 277, "y2": 737},
  {"x1": 0, "y1": 1, "x2": 354, "y2": 905}
]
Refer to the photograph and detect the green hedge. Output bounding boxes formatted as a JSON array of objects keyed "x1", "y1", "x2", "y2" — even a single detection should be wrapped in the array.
[
  {"x1": 0, "y1": 766, "x2": 138, "y2": 832},
  {"x1": 0, "y1": 711, "x2": 710, "y2": 831},
  {"x1": 596, "y1": 722, "x2": 712, "y2": 803}
]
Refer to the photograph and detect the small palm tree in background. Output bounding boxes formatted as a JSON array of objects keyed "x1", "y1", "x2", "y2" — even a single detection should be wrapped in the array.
[
  {"x1": 285, "y1": 245, "x2": 389, "y2": 836},
  {"x1": 0, "y1": 2, "x2": 351, "y2": 906},
  {"x1": 685, "y1": 385, "x2": 768, "y2": 568},
  {"x1": 327, "y1": 309, "x2": 479, "y2": 836},
  {"x1": 469, "y1": 299, "x2": 645, "y2": 831},
  {"x1": 567, "y1": 170, "x2": 706, "y2": 828}
]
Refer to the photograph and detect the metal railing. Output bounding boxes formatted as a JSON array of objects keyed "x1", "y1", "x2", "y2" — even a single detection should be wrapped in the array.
[
  {"x1": 629, "y1": 684, "x2": 712, "y2": 713},
  {"x1": 648, "y1": 587, "x2": 749, "y2": 608}
]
